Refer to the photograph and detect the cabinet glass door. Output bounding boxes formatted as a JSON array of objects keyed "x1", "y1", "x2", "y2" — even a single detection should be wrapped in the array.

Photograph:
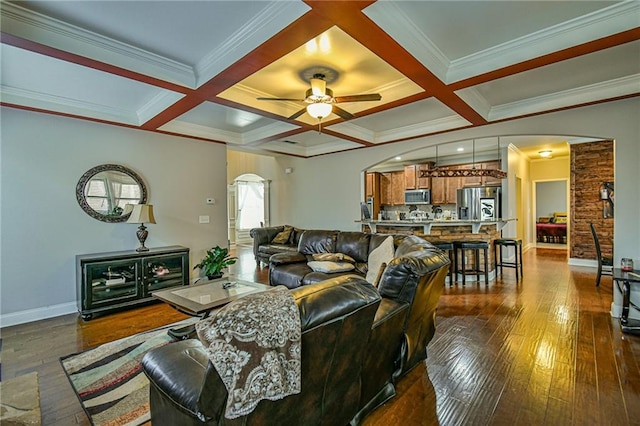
[
  {"x1": 144, "y1": 253, "x2": 187, "y2": 293},
  {"x1": 85, "y1": 259, "x2": 140, "y2": 307}
]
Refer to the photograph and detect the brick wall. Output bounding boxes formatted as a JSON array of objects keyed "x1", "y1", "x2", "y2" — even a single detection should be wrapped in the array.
[{"x1": 570, "y1": 141, "x2": 614, "y2": 260}]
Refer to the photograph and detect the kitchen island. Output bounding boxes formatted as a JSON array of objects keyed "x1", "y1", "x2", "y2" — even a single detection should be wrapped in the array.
[
  {"x1": 357, "y1": 219, "x2": 514, "y2": 235},
  {"x1": 356, "y1": 218, "x2": 517, "y2": 282}
]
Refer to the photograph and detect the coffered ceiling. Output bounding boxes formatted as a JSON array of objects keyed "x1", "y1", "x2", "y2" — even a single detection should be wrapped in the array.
[{"x1": 1, "y1": 1, "x2": 638, "y2": 159}]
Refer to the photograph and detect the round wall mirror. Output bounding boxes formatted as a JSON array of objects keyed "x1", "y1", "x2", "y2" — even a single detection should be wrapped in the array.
[{"x1": 76, "y1": 164, "x2": 147, "y2": 223}]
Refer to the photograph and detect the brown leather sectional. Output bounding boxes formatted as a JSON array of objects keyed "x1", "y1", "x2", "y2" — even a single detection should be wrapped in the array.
[{"x1": 142, "y1": 232, "x2": 450, "y2": 425}]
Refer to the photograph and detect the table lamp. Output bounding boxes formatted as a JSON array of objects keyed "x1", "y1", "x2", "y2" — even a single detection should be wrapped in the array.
[{"x1": 126, "y1": 204, "x2": 156, "y2": 252}]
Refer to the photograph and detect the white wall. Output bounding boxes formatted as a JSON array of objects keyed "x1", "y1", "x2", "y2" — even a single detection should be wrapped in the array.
[
  {"x1": 536, "y1": 181, "x2": 567, "y2": 219},
  {"x1": 1, "y1": 108, "x2": 228, "y2": 326}
]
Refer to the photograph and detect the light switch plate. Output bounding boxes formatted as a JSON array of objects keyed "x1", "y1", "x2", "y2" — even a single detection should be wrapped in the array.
[{"x1": 199, "y1": 215, "x2": 210, "y2": 224}]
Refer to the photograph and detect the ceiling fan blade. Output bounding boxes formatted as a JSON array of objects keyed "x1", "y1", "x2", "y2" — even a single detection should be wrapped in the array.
[
  {"x1": 257, "y1": 97, "x2": 304, "y2": 101},
  {"x1": 288, "y1": 108, "x2": 307, "y2": 120},
  {"x1": 334, "y1": 94, "x2": 381, "y2": 103},
  {"x1": 332, "y1": 105, "x2": 355, "y2": 120}
]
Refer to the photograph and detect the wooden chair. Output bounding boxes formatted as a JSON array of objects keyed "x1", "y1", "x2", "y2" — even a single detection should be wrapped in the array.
[{"x1": 589, "y1": 223, "x2": 613, "y2": 286}]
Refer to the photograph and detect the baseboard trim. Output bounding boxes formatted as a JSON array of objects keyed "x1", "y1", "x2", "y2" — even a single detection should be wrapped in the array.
[
  {"x1": 0, "y1": 302, "x2": 77, "y2": 328},
  {"x1": 568, "y1": 258, "x2": 598, "y2": 268}
]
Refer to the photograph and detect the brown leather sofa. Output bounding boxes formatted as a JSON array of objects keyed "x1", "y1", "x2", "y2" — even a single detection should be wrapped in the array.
[
  {"x1": 142, "y1": 236, "x2": 450, "y2": 425},
  {"x1": 249, "y1": 225, "x2": 306, "y2": 266}
]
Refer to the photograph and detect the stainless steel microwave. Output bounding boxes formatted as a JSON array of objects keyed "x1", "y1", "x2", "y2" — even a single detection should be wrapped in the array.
[{"x1": 404, "y1": 189, "x2": 430, "y2": 205}]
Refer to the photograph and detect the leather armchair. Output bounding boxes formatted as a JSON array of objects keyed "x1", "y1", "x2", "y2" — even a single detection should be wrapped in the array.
[{"x1": 142, "y1": 276, "x2": 381, "y2": 425}]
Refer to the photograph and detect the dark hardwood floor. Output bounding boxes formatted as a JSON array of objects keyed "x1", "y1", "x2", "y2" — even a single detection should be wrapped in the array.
[{"x1": 2, "y1": 245, "x2": 639, "y2": 425}]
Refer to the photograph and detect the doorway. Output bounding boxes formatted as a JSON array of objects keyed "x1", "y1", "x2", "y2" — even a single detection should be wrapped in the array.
[
  {"x1": 533, "y1": 179, "x2": 569, "y2": 250},
  {"x1": 228, "y1": 174, "x2": 270, "y2": 246}
]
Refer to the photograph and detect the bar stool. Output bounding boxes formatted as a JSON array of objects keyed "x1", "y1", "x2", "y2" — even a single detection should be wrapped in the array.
[
  {"x1": 453, "y1": 240, "x2": 489, "y2": 286},
  {"x1": 493, "y1": 238, "x2": 523, "y2": 281},
  {"x1": 430, "y1": 241, "x2": 454, "y2": 285}
]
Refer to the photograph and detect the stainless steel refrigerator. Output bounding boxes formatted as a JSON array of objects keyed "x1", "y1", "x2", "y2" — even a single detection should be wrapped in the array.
[{"x1": 457, "y1": 187, "x2": 502, "y2": 221}]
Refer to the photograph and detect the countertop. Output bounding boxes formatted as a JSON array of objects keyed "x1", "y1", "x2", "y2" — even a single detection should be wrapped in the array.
[{"x1": 356, "y1": 218, "x2": 515, "y2": 234}]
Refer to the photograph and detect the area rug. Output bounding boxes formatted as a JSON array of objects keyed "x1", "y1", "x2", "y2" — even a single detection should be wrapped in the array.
[
  {"x1": 60, "y1": 319, "x2": 195, "y2": 426},
  {"x1": 0, "y1": 371, "x2": 42, "y2": 425}
]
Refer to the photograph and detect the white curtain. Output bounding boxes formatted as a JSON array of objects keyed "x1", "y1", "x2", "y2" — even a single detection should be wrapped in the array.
[{"x1": 237, "y1": 181, "x2": 264, "y2": 230}]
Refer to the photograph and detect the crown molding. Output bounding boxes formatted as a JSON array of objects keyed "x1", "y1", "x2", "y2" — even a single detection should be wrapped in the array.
[
  {"x1": 159, "y1": 119, "x2": 242, "y2": 144},
  {"x1": 136, "y1": 91, "x2": 184, "y2": 125},
  {"x1": 376, "y1": 115, "x2": 470, "y2": 143},
  {"x1": 363, "y1": 1, "x2": 450, "y2": 82},
  {"x1": 160, "y1": 118, "x2": 296, "y2": 146},
  {"x1": 327, "y1": 122, "x2": 376, "y2": 143},
  {"x1": 303, "y1": 139, "x2": 361, "y2": 157},
  {"x1": 454, "y1": 88, "x2": 492, "y2": 120},
  {"x1": 489, "y1": 74, "x2": 640, "y2": 121},
  {"x1": 448, "y1": 2, "x2": 640, "y2": 83},
  {"x1": 1, "y1": 2, "x2": 195, "y2": 87},
  {"x1": 1, "y1": 85, "x2": 137, "y2": 124},
  {"x1": 195, "y1": 1, "x2": 309, "y2": 87},
  {"x1": 243, "y1": 122, "x2": 300, "y2": 144}
]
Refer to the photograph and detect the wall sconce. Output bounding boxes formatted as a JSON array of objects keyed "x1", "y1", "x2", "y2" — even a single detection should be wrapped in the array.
[
  {"x1": 600, "y1": 182, "x2": 614, "y2": 218},
  {"x1": 126, "y1": 204, "x2": 156, "y2": 251}
]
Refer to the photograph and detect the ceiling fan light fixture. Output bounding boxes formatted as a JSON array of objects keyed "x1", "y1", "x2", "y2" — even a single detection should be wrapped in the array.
[
  {"x1": 310, "y1": 76, "x2": 326, "y2": 97},
  {"x1": 306, "y1": 102, "x2": 332, "y2": 119}
]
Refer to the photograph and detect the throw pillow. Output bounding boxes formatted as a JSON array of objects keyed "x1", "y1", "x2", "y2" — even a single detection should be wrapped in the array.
[
  {"x1": 272, "y1": 226, "x2": 293, "y2": 244},
  {"x1": 366, "y1": 236, "x2": 395, "y2": 284},
  {"x1": 307, "y1": 261, "x2": 355, "y2": 274},
  {"x1": 311, "y1": 252, "x2": 356, "y2": 263}
]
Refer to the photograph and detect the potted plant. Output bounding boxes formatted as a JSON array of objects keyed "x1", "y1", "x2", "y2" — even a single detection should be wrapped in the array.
[{"x1": 194, "y1": 246, "x2": 237, "y2": 280}]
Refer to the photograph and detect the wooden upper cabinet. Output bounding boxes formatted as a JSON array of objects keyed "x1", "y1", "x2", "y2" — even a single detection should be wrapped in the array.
[
  {"x1": 404, "y1": 165, "x2": 417, "y2": 190},
  {"x1": 458, "y1": 164, "x2": 483, "y2": 187},
  {"x1": 379, "y1": 172, "x2": 392, "y2": 205},
  {"x1": 416, "y1": 164, "x2": 432, "y2": 189},
  {"x1": 391, "y1": 171, "x2": 405, "y2": 205},
  {"x1": 365, "y1": 172, "x2": 375, "y2": 199},
  {"x1": 482, "y1": 160, "x2": 503, "y2": 186}
]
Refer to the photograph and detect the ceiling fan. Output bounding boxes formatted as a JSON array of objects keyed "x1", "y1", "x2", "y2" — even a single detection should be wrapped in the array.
[{"x1": 257, "y1": 73, "x2": 381, "y2": 132}]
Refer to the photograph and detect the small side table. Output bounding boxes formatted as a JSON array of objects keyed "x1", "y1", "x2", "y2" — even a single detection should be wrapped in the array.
[{"x1": 614, "y1": 269, "x2": 640, "y2": 334}]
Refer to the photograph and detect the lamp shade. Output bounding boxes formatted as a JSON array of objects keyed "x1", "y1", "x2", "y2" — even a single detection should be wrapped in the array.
[
  {"x1": 306, "y1": 102, "x2": 332, "y2": 119},
  {"x1": 126, "y1": 204, "x2": 156, "y2": 224}
]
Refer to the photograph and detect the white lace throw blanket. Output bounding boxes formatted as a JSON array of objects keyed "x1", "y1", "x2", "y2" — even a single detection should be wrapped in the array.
[{"x1": 195, "y1": 285, "x2": 301, "y2": 419}]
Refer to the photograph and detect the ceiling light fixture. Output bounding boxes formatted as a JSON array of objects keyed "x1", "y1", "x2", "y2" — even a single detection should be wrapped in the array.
[
  {"x1": 457, "y1": 147, "x2": 464, "y2": 152},
  {"x1": 539, "y1": 150, "x2": 552, "y2": 158},
  {"x1": 306, "y1": 102, "x2": 333, "y2": 133}
]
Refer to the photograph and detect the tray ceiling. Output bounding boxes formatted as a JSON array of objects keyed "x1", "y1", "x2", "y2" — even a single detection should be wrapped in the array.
[{"x1": 1, "y1": 1, "x2": 638, "y2": 158}]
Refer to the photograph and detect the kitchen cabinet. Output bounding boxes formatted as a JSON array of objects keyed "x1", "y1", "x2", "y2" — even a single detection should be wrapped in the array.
[
  {"x1": 365, "y1": 172, "x2": 375, "y2": 198},
  {"x1": 406, "y1": 163, "x2": 432, "y2": 190},
  {"x1": 482, "y1": 160, "x2": 503, "y2": 186},
  {"x1": 416, "y1": 163, "x2": 432, "y2": 189},
  {"x1": 380, "y1": 171, "x2": 405, "y2": 206},
  {"x1": 404, "y1": 165, "x2": 417, "y2": 190},
  {"x1": 391, "y1": 171, "x2": 405, "y2": 205},
  {"x1": 365, "y1": 172, "x2": 381, "y2": 219},
  {"x1": 459, "y1": 164, "x2": 483, "y2": 187},
  {"x1": 76, "y1": 246, "x2": 190, "y2": 320}
]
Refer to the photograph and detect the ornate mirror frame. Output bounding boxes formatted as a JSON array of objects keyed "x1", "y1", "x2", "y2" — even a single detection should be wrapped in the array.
[{"x1": 76, "y1": 164, "x2": 147, "y2": 223}]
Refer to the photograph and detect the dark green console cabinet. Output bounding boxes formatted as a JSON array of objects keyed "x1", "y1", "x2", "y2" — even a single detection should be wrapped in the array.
[{"x1": 76, "y1": 245, "x2": 189, "y2": 320}]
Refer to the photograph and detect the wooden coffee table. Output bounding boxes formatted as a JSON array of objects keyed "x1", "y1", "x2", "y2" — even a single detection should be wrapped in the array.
[{"x1": 152, "y1": 277, "x2": 271, "y2": 339}]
